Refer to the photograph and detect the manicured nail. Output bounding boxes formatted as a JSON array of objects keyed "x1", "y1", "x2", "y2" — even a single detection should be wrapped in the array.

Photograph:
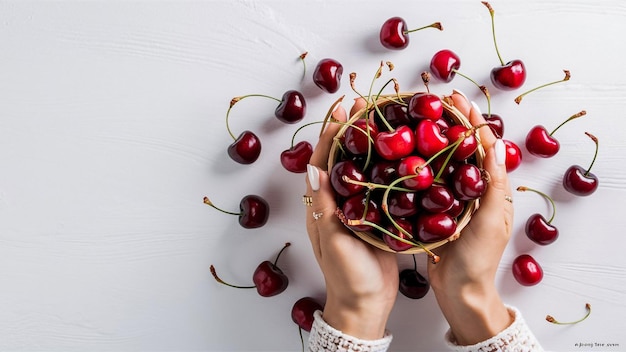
[
  {"x1": 307, "y1": 164, "x2": 320, "y2": 191},
  {"x1": 452, "y1": 89, "x2": 469, "y2": 103},
  {"x1": 495, "y1": 139, "x2": 506, "y2": 166},
  {"x1": 471, "y1": 101, "x2": 482, "y2": 116}
]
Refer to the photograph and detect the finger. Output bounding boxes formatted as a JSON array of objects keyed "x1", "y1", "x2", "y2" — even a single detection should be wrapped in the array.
[
  {"x1": 473, "y1": 140, "x2": 513, "y2": 230},
  {"x1": 349, "y1": 97, "x2": 367, "y2": 117},
  {"x1": 449, "y1": 93, "x2": 497, "y2": 150},
  {"x1": 309, "y1": 105, "x2": 347, "y2": 170}
]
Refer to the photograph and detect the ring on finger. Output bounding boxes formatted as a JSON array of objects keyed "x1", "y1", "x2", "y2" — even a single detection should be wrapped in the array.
[
  {"x1": 312, "y1": 211, "x2": 323, "y2": 220},
  {"x1": 504, "y1": 195, "x2": 513, "y2": 203},
  {"x1": 302, "y1": 195, "x2": 313, "y2": 207}
]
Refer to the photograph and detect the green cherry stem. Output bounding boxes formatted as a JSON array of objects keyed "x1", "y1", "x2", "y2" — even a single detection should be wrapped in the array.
[
  {"x1": 404, "y1": 21, "x2": 443, "y2": 34},
  {"x1": 342, "y1": 176, "x2": 413, "y2": 193},
  {"x1": 210, "y1": 264, "x2": 256, "y2": 289},
  {"x1": 583, "y1": 132, "x2": 599, "y2": 177},
  {"x1": 203, "y1": 197, "x2": 240, "y2": 217},
  {"x1": 482, "y1": 1, "x2": 504, "y2": 66},
  {"x1": 273, "y1": 242, "x2": 291, "y2": 267},
  {"x1": 546, "y1": 303, "x2": 591, "y2": 325},
  {"x1": 516, "y1": 186, "x2": 556, "y2": 224},
  {"x1": 299, "y1": 51, "x2": 308, "y2": 82},
  {"x1": 451, "y1": 69, "x2": 492, "y2": 117},
  {"x1": 226, "y1": 94, "x2": 281, "y2": 140},
  {"x1": 515, "y1": 70, "x2": 571, "y2": 104},
  {"x1": 550, "y1": 110, "x2": 586, "y2": 136}
]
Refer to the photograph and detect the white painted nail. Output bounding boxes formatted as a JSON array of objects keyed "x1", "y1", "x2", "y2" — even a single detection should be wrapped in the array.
[
  {"x1": 495, "y1": 139, "x2": 506, "y2": 166},
  {"x1": 452, "y1": 89, "x2": 469, "y2": 103},
  {"x1": 307, "y1": 164, "x2": 320, "y2": 191},
  {"x1": 470, "y1": 101, "x2": 482, "y2": 116}
]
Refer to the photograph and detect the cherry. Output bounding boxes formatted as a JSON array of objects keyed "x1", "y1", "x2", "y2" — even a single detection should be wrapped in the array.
[
  {"x1": 415, "y1": 119, "x2": 449, "y2": 158},
  {"x1": 396, "y1": 155, "x2": 434, "y2": 191},
  {"x1": 379, "y1": 17, "x2": 442, "y2": 50},
  {"x1": 563, "y1": 132, "x2": 599, "y2": 196},
  {"x1": 203, "y1": 195, "x2": 269, "y2": 229},
  {"x1": 408, "y1": 92, "x2": 443, "y2": 121},
  {"x1": 369, "y1": 160, "x2": 397, "y2": 185},
  {"x1": 374, "y1": 125, "x2": 416, "y2": 160},
  {"x1": 384, "y1": 218, "x2": 416, "y2": 252},
  {"x1": 210, "y1": 242, "x2": 291, "y2": 297},
  {"x1": 512, "y1": 254, "x2": 543, "y2": 286},
  {"x1": 291, "y1": 297, "x2": 323, "y2": 332},
  {"x1": 313, "y1": 58, "x2": 343, "y2": 94},
  {"x1": 383, "y1": 101, "x2": 411, "y2": 128},
  {"x1": 482, "y1": 2, "x2": 526, "y2": 90},
  {"x1": 451, "y1": 163, "x2": 487, "y2": 201},
  {"x1": 446, "y1": 198, "x2": 465, "y2": 218},
  {"x1": 419, "y1": 183, "x2": 454, "y2": 213},
  {"x1": 330, "y1": 160, "x2": 367, "y2": 198},
  {"x1": 429, "y1": 49, "x2": 461, "y2": 83},
  {"x1": 504, "y1": 139, "x2": 522, "y2": 172},
  {"x1": 415, "y1": 212, "x2": 457, "y2": 243},
  {"x1": 341, "y1": 194, "x2": 382, "y2": 232},
  {"x1": 483, "y1": 113, "x2": 504, "y2": 138},
  {"x1": 344, "y1": 118, "x2": 378, "y2": 155},
  {"x1": 517, "y1": 186, "x2": 558, "y2": 245},
  {"x1": 228, "y1": 130, "x2": 262, "y2": 164},
  {"x1": 445, "y1": 125, "x2": 478, "y2": 161},
  {"x1": 525, "y1": 110, "x2": 586, "y2": 158},
  {"x1": 275, "y1": 90, "x2": 307, "y2": 124},
  {"x1": 280, "y1": 141, "x2": 313, "y2": 173},
  {"x1": 399, "y1": 255, "x2": 430, "y2": 299},
  {"x1": 387, "y1": 191, "x2": 419, "y2": 217}
]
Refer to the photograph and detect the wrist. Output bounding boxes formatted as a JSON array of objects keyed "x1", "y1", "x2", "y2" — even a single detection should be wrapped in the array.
[
  {"x1": 321, "y1": 295, "x2": 392, "y2": 340},
  {"x1": 433, "y1": 282, "x2": 512, "y2": 346}
]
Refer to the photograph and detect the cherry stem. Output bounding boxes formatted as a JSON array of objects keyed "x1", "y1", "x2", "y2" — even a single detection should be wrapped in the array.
[
  {"x1": 550, "y1": 110, "x2": 586, "y2": 136},
  {"x1": 273, "y1": 242, "x2": 291, "y2": 267},
  {"x1": 452, "y1": 69, "x2": 492, "y2": 117},
  {"x1": 583, "y1": 132, "x2": 599, "y2": 177},
  {"x1": 299, "y1": 51, "x2": 308, "y2": 82},
  {"x1": 225, "y1": 94, "x2": 282, "y2": 140},
  {"x1": 404, "y1": 21, "x2": 443, "y2": 34},
  {"x1": 515, "y1": 70, "x2": 571, "y2": 104},
  {"x1": 411, "y1": 254, "x2": 417, "y2": 271},
  {"x1": 298, "y1": 326, "x2": 304, "y2": 352},
  {"x1": 516, "y1": 186, "x2": 556, "y2": 224},
  {"x1": 546, "y1": 303, "x2": 591, "y2": 325},
  {"x1": 209, "y1": 264, "x2": 256, "y2": 289},
  {"x1": 203, "y1": 197, "x2": 240, "y2": 217},
  {"x1": 342, "y1": 175, "x2": 413, "y2": 193},
  {"x1": 482, "y1": 2, "x2": 504, "y2": 66}
]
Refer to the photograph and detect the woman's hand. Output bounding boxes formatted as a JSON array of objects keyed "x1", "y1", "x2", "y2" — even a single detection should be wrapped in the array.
[
  {"x1": 304, "y1": 100, "x2": 398, "y2": 340},
  {"x1": 427, "y1": 92, "x2": 514, "y2": 345}
]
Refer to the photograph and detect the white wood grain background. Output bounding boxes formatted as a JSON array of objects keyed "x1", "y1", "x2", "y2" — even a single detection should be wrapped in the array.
[{"x1": 1, "y1": 1, "x2": 625, "y2": 351}]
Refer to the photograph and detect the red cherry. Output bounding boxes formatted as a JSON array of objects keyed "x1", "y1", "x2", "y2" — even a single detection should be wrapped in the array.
[
  {"x1": 490, "y1": 60, "x2": 526, "y2": 90},
  {"x1": 396, "y1": 155, "x2": 434, "y2": 191},
  {"x1": 291, "y1": 297, "x2": 323, "y2": 332},
  {"x1": 483, "y1": 113, "x2": 504, "y2": 138},
  {"x1": 563, "y1": 132, "x2": 599, "y2": 196},
  {"x1": 415, "y1": 212, "x2": 457, "y2": 243},
  {"x1": 517, "y1": 186, "x2": 559, "y2": 245},
  {"x1": 374, "y1": 125, "x2": 416, "y2": 160},
  {"x1": 419, "y1": 183, "x2": 454, "y2": 213},
  {"x1": 451, "y1": 164, "x2": 487, "y2": 201},
  {"x1": 408, "y1": 92, "x2": 443, "y2": 121},
  {"x1": 341, "y1": 194, "x2": 381, "y2": 232},
  {"x1": 313, "y1": 58, "x2": 343, "y2": 94},
  {"x1": 387, "y1": 191, "x2": 419, "y2": 217},
  {"x1": 210, "y1": 243, "x2": 291, "y2": 297},
  {"x1": 228, "y1": 131, "x2": 262, "y2": 164},
  {"x1": 430, "y1": 49, "x2": 461, "y2": 83},
  {"x1": 525, "y1": 110, "x2": 586, "y2": 158},
  {"x1": 415, "y1": 119, "x2": 449, "y2": 158},
  {"x1": 344, "y1": 118, "x2": 378, "y2": 155},
  {"x1": 369, "y1": 160, "x2": 397, "y2": 185},
  {"x1": 446, "y1": 198, "x2": 465, "y2": 218},
  {"x1": 280, "y1": 141, "x2": 313, "y2": 173},
  {"x1": 399, "y1": 255, "x2": 430, "y2": 299},
  {"x1": 203, "y1": 195, "x2": 269, "y2": 229},
  {"x1": 504, "y1": 139, "x2": 522, "y2": 172},
  {"x1": 512, "y1": 254, "x2": 543, "y2": 286},
  {"x1": 275, "y1": 90, "x2": 306, "y2": 124},
  {"x1": 384, "y1": 102, "x2": 411, "y2": 128},
  {"x1": 330, "y1": 160, "x2": 366, "y2": 198},
  {"x1": 384, "y1": 218, "x2": 416, "y2": 252},
  {"x1": 379, "y1": 17, "x2": 443, "y2": 50},
  {"x1": 445, "y1": 125, "x2": 478, "y2": 161}
]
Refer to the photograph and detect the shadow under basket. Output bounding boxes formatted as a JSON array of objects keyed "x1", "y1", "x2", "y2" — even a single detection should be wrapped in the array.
[{"x1": 327, "y1": 93, "x2": 485, "y2": 254}]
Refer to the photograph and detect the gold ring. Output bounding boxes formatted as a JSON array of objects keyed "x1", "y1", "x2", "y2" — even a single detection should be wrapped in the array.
[
  {"x1": 302, "y1": 195, "x2": 313, "y2": 207},
  {"x1": 312, "y1": 211, "x2": 323, "y2": 220},
  {"x1": 504, "y1": 195, "x2": 513, "y2": 203}
]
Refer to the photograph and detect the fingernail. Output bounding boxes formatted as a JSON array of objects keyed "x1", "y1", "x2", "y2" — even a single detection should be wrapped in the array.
[
  {"x1": 470, "y1": 101, "x2": 482, "y2": 116},
  {"x1": 495, "y1": 139, "x2": 506, "y2": 166},
  {"x1": 307, "y1": 164, "x2": 320, "y2": 191},
  {"x1": 452, "y1": 89, "x2": 469, "y2": 103}
]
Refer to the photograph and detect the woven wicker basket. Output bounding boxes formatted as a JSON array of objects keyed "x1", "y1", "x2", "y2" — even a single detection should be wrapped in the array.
[{"x1": 328, "y1": 93, "x2": 485, "y2": 254}]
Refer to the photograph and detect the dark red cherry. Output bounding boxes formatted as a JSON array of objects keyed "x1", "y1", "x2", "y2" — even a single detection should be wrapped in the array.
[
  {"x1": 379, "y1": 17, "x2": 409, "y2": 49},
  {"x1": 252, "y1": 260, "x2": 289, "y2": 297},
  {"x1": 374, "y1": 125, "x2": 416, "y2": 160},
  {"x1": 415, "y1": 119, "x2": 449, "y2": 158},
  {"x1": 491, "y1": 59, "x2": 526, "y2": 90},
  {"x1": 483, "y1": 113, "x2": 504, "y2": 138},
  {"x1": 313, "y1": 58, "x2": 343, "y2": 94},
  {"x1": 512, "y1": 254, "x2": 543, "y2": 286},
  {"x1": 525, "y1": 125, "x2": 559, "y2": 158},
  {"x1": 408, "y1": 92, "x2": 443, "y2": 121},
  {"x1": 330, "y1": 160, "x2": 366, "y2": 198},
  {"x1": 445, "y1": 125, "x2": 478, "y2": 161},
  {"x1": 415, "y1": 212, "x2": 457, "y2": 243},
  {"x1": 430, "y1": 49, "x2": 461, "y2": 83},
  {"x1": 563, "y1": 132, "x2": 599, "y2": 196},
  {"x1": 504, "y1": 139, "x2": 522, "y2": 172},
  {"x1": 387, "y1": 191, "x2": 419, "y2": 217},
  {"x1": 228, "y1": 130, "x2": 261, "y2": 164},
  {"x1": 526, "y1": 214, "x2": 559, "y2": 245},
  {"x1": 384, "y1": 102, "x2": 411, "y2": 128},
  {"x1": 369, "y1": 160, "x2": 397, "y2": 185},
  {"x1": 203, "y1": 195, "x2": 270, "y2": 229},
  {"x1": 420, "y1": 183, "x2": 454, "y2": 213},
  {"x1": 342, "y1": 194, "x2": 381, "y2": 232},
  {"x1": 275, "y1": 90, "x2": 306, "y2": 124},
  {"x1": 291, "y1": 297, "x2": 323, "y2": 332},
  {"x1": 451, "y1": 164, "x2": 487, "y2": 201},
  {"x1": 384, "y1": 218, "x2": 416, "y2": 252},
  {"x1": 446, "y1": 198, "x2": 465, "y2": 218},
  {"x1": 399, "y1": 268, "x2": 430, "y2": 299},
  {"x1": 397, "y1": 155, "x2": 434, "y2": 191},
  {"x1": 280, "y1": 141, "x2": 313, "y2": 173},
  {"x1": 344, "y1": 118, "x2": 378, "y2": 155}
]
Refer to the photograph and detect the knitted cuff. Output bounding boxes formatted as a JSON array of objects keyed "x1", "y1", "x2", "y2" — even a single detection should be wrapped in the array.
[{"x1": 308, "y1": 310, "x2": 393, "y2": 352}]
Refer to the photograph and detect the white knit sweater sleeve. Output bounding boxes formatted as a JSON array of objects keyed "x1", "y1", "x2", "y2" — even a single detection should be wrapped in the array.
[
  {"x1": 307, "y1": 311, "x2": 393, "y2": 352},
  {"x1": 308, "y1": 306, "x2": 543, "y2": 351},
  {"x1": 445, "y1": 305, "x2": 544, "y2": 352}
]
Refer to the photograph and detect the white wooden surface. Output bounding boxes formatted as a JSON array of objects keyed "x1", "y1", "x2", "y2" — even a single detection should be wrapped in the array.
[{"x1": 1, "y1": 1, "x2": 625, "y2": 351}]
